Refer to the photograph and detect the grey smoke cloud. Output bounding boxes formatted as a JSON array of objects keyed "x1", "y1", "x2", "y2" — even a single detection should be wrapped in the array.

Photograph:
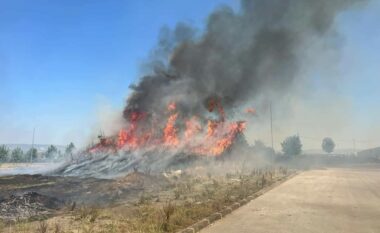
[{"x1": 124, "y1": 0, "x2": 366, "y2": 121}]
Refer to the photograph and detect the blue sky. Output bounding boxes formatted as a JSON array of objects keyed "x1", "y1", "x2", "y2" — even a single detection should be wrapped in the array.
[{"x1": 0, "y1": 0, "x2": 379, "y2": 148}]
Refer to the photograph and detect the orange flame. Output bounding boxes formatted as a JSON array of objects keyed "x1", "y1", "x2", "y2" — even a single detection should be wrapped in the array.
[
  {"x1": 163, "y1": 113, "x2": 179, "y2": 146},
  {"x1": 207, "y1": 120, "x2": 218, "y2": 138},
  {"x1": 90, "y1": 101, "x2": 247, "y2": 156},
  {"x1": 184, "y1": 117, "x2": 201, "y2": 140},
  {"x1": 245, "y1": 107, "x2": 256, "y2": 116},
  {"x1": 167, "y1": 102, "x2": 177, "y2": 111}
]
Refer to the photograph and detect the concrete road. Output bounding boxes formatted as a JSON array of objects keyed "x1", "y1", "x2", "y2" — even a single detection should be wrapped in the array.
[{"x1": 201, "y1": 166, "x2": 380, "y2": 233}]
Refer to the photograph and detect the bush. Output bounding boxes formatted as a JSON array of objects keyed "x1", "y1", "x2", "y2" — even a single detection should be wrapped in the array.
[
  {"x1": 45, "y1": 145, "x2": 58, "y2": 160},
  {"x1": 11, "y1": 147, "x2": 24, "y2": 162},
  {"x1": 322, "y1": 137, "x2": 335, "y2": 154},
  {"x1": 26, "y1": 148, "x2": 38, "y2": 162},
  {"x1": 281, "y1": 135, "x2": 302, "y2": 157},
  {"x1": 0, "y1": 145, "x2": 9, "y2": 162}
]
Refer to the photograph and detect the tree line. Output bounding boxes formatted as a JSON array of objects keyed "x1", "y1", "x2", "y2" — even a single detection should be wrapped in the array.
[
  {"x1": 280, "y1": 135, "x2": 335, "y2": 157},
  {"x1": 0, "y1": 136, "x2": 337, "y2": 163},
  {"x1": 0, "y1": 143, "x2": 75, "y2": 163}
]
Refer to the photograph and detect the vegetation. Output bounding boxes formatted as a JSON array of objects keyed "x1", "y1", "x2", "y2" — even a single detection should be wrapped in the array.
[
  {"x1": 26, "y1": 148, "x2": 38, "y2": 162},
  {"x1": 10, "y1": 147, "x2": 24, "y2": 163},
  {"x1": 45, "y1": 145, "x2": 58, "y2": 160},
  {"x1": 0, "y1": 145, "x2": 9, "y2": 162},
  {"x1": 322, "y1": 137, "x2": 335, "y2": 154},
  {"x1": 281, "y1": 135, "x2": 302, "y2": 157},
  {"x1": 1, "y1": 167, "x2": 292, "y2": 233},
  {"x1": 65, "y1": 142, "x2": 75, "y2": 155},
  {"x1": 0, "y1": 143, "x2": 75, "y2": 162},
  {"x1": 252, "y1": 140, "x2": 275, "y2": 160}
]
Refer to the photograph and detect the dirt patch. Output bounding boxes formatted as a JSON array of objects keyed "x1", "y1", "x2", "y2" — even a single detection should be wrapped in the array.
[
  {"x1": 0, "y1": 172, "x2": 170, "y2": 207},
  {"x1": 0, "y1": 191, "x2": 63, "y2": 222},
  {"x1": 116, "y1": 171, "x2": 170, "y2": 189},
  {"x1": 0, "y1": 172, "x2": 171, "y2": 224}
]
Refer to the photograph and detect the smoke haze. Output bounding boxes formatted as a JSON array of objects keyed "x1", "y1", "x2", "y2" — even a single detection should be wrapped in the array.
[{"x1": 124, "y1": 0, "x2": 366, "y2": 125}]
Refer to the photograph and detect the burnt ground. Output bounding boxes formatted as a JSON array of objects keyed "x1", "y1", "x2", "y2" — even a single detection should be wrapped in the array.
[
  {"x1": 0, "y1": 172, "x2": 170, "y2": 222},
  {"x1": 0, "y1": 166, "x2": 290, "y2": 233}
]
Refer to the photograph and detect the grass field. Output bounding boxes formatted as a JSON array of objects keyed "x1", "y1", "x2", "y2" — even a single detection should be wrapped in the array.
[{"x1": 0, "y1": 167, "x2": 291, "y2": 233}]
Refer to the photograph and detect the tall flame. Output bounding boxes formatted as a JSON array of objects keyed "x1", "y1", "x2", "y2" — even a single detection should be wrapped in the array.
[
  {"x1": 90, "y1": 100, "x2": 247, "y2": 156},
  {"x1": 163, "y1": 113, "x2": 179, "y2": 146}
]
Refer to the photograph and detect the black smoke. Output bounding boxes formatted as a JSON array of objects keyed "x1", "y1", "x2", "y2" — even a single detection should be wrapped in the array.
[{"x1": 124, "y1": 0, "x2": 365, "y2": 121}]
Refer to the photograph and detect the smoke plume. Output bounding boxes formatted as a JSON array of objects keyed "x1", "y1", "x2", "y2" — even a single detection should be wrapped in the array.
[{"x1": 124, "y1": 0, "x2": 364, "y2": 123}]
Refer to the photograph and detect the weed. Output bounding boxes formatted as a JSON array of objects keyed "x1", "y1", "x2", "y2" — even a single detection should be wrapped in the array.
[
  {"x1": 36, "y1": 221, "x2": 48, "y2": 233},
  {"x1": 261, "y1": 175, "x2": 266, "y2": 188},
  {"x1": 162, "y1": 201, "x2": 176, "y2": 231},
  {"x1": 54, "y1": 222, "x2": 62, "y2": 233},
  {"x1": 70, "y1": 201, "x2": 76, "y2": 211},
  {"x1": 174, "y1": 188, "x2": 181, "y2": 200},
  {"x1": 212, "y1": 179, "x2": 220, "y2": 188},
  {"x1": 81, "y1": 223, "x2": 95, "y2": 233},
  {"x1": 138, "y1": 192, "x2": 153, "y2": 205},
  {"x1": 202, "y1": 185, "x2": 215, "y2": 199},
  {"x1": 89, "y1": 208, "x2": 100, "y2": 223},
  {"x1": 75, "y1": 206, "x2": 100, "y2": 223}
]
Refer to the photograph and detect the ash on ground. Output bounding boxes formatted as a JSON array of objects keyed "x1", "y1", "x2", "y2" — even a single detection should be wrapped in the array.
[{"x1": 0, "y1": 192, "x2": 63, "y2": 222}]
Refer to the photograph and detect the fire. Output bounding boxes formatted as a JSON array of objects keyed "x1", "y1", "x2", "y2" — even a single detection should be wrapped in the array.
[
  {"x1": 89, "y1": 100, "x2": 247, "y2": 156},
  {"x1": 193, "y1": 121, "x2": 246, "y2": 156},
  {"x1": 167, "y1": 102, "x2": 177, "y2": 111},
  {"x1": 118, "y1": 129, "x2": 128, "y2": 148},
  {"x1": 245, "y1": 107, "x2": 256, "y2": 116},
  {"x1": 207, "y1": 98, "x2": 225, "y2": 121},
  {"x1": 163, "y1": 113, "x2": 179, "y2": 146},
  {"x1": 184, "y1": 117, "x2": 201, "y2": 140},
  {"x1": 207, "y1": 120, "x2": 218, "y2": 138},
  {"x1": 212, "y1": 121, "x2": 246, "y2": 155}
]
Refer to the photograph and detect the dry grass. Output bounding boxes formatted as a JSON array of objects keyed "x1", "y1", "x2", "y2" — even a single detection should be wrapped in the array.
[
  {"x1": 2, "y1": 167, "x2": 291, "y2": 233},
  {"x1": 75, "y1": 206, "x2": 100, "y2": 223},
  {"x1": 53, "y1": 222, "x2": 62, "y2": 233},
  {"x1": 36, "y1": 221, "x2": 48, "y2": 233}
]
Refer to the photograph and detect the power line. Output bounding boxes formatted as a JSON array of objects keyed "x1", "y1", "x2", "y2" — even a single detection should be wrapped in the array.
[
  {"x1": 270, "y1": 102, "x2": 274, "y2": 152},
  {"x1": 31, "y1": 127, "x2": 35, "y2": 163}
]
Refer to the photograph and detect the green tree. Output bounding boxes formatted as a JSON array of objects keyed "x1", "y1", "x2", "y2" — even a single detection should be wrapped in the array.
[
  {"x1": 322, "y1": 137, "x2": 335, "y2": 154},
  {"x1": 11, "y1": 148, "x2": 24, "y2": 163},
  {"x1": 45, "y1": 145, "x2": 58, "y2": 159},
  {"x1": 56, "y1": 150, "x2": 63, "y2": 160},
  {"x1": 281, "y1": 135, "x2": 302, "y2": 157},
  {"x1": 65, "y1": 142, "x2": 75, "y2": 155},
  {"x1": 26, "y1": 148, "x2": 38, "y2": 162},
  {"x1": 0, "y1": 145, "x2": 9, "y2": 162}
]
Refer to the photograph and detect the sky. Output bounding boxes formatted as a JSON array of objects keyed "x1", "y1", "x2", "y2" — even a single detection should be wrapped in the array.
[{"x1": 0, "y1": 0, "x2": 379, "y2": 150}]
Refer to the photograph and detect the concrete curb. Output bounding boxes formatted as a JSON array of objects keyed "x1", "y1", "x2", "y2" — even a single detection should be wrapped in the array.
[{"x1": 177, "y1": 172, "x2": 298, "y2": 233}]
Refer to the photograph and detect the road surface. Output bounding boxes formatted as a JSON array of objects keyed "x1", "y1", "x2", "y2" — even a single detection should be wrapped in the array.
[{"x1": 201, "y1": 166, "x2": 380, "y2": 233}]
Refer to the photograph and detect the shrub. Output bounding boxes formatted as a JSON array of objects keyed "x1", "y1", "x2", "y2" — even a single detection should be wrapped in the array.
[
  {"x1": 281, "y1": 135, "x2": 302, "y2": 157},
  {"x1": 322, "y1": 137, "x2": 335, "y2": 154}
]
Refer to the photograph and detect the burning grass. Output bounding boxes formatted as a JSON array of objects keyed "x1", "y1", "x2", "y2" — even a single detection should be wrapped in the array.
[
  {"x1": 89, "y1": 99, "x2": 247, "y2": 158},
  {"x1": 0, "y1": 167, "x2": 292, "y2": 233}
]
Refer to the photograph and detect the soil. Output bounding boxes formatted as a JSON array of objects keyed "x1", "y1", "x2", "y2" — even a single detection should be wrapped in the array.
[{"x1": 0, "y1": 172, "x2": 170, "y2": 221}]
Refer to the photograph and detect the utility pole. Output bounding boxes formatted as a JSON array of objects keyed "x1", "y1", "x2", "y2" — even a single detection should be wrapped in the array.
[
  {"x1": 31, "y1": 128, "x2": 35, "y2": 163},
  {"x1": 270, "y1": 103, "x2": 274, "y2": 152}
]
